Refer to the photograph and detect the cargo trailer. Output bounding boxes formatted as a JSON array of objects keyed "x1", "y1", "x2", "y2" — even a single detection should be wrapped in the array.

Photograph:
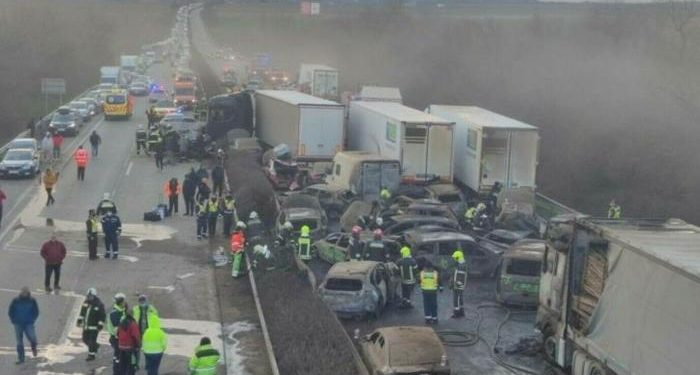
[{"x1": 298, "y1": 64, "x2": 339, "y2": 100}]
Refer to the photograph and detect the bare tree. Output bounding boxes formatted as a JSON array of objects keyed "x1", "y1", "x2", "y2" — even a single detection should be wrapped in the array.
[{"x1": 665, "y1": 0, "x2": 698, "y2": 58}]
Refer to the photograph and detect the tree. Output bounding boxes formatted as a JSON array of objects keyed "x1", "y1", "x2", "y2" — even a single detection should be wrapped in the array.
[{"x1": 665, "y1": 0, "x2": 698, "y2": 58}]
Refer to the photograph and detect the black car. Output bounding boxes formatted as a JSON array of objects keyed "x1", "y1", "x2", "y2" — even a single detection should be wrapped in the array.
[{"x1": 49, "y1": 106, "x2": 80, "y2": 136}]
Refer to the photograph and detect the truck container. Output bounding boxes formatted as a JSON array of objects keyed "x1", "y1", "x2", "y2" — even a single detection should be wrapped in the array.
[
  {"x1": 537, "y1": 216, "x2": 700, "y2": 375},
  {"x1": 326, "y1": 151, "x2": 401, "y2": 202},
  {"x1": 120, "y1": 55, "x2": 139, "y2": 72},
  {"x1": 426, "y1": 105, "x2": 539, "y2": 194},
  {"x1": 298, "y1": 64, "x2": 339, "y2": 100},
  {"x1": 207, "y1": 92, "x2": 254, "y2": 139},
  {"x1": 100, "y1": 66, "x2": 121, "y2": 85},
  {"x1": 359, "y1": 86, "x2": 402, "y2": 104},
  {"x1": 255, "y1": 90, "x2": 344, "y2": 160},
  {"x1": 348, "y1": 101, "x2": 454, "y2": 182}
]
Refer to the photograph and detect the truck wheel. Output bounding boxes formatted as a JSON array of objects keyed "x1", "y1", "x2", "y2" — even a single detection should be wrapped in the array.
[
  {"x1": 586, "y1": 361, "x2": 606, "y2": 375},
  {"x1": 543, "y1": 335, "x2": 557, "y2": 364}
]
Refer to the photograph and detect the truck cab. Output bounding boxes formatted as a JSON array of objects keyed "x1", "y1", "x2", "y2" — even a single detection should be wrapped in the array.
[{"x1": 325, "y1": 151, "x2": 400, "y2": 203}]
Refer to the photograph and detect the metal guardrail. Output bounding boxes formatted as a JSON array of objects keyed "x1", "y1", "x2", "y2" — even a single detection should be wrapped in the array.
[{"x1": 534, "y1": 192, "x2": 581, "y2": 220}]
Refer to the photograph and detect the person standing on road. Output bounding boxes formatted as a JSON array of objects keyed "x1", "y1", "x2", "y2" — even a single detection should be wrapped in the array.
[
  {"x1": 195, "y1": 178, "x2": 211, "y2": 203},
  {"x1": 101, "y1": 211, "x2": 122, "y2": 259},
  {"x1": 0, "y1": 186, "x2": 6, "y2": 228},
  {"x1": 182, "y1": 171, "x2": 197, "y2": 216},
  {"x1": 163, "y1": 178, "x2": 180, "y2": 215},
  {"x1": 188, "y1": 337, "x2": 220, "y2": 375},
  {"x1": 142, "y1": 314, "x2": 167, "y2": 375},
  {"x1": 52, "y1": 132, "x2": 64, "y2": 159},
  {"x1": 86, "y1": 210, "x2": 99, "y2": 260},
  {"x1": 396, "y1": 246, "x2": 418, "y2": 308},
  {"x1": 74, "y1": 145, "x2": 89, "y2": 181},
  {"x1": 230, "y1": 222, "x2": 246, "y2": 278},
  {"x1": 154, "y1": 143, "x2": 165, "y2": 171},
  {"x1": 297, "y1": 225, "x2": 312, "y2": 261},
  {"x1": 89, "y1": 130, "x2": 101, "y2": 157},
  {"x1": 221, "y1": 194, "x2": 238, "y2": 237},
  {"x1": 8, "y1": 287, "x2": 39, "y2": 365},
  {"x1": 365, "y1": 229, "x2": 387, "y2": 262},
  {"x1": 40, "y1": 234, "x2": 66, "y2": 293},
  {"x1": 42, "y1": 168, "x2": 58, "y2": 206},
  {"x1": 77, "y1": 288, "x2": 106, "y2": 361},
  {"x1": 26, "y1": 118, "x2": 36, "y2": 139},
  {"x1": 420, "y1": 262, "x2": 441, "y2": 325},
  {"x1": 206, "y1": 196, "x2": 220, "y2": 238},
  {"x1": 107, "y1": 293, "x2": 127, "y2": 374},
  {"x1": 211, "y1": 164, "x2": 225, "y2": 197},
  {"x1": 41, "y1": 132, "x2": 52, "y2": 162},
  {"x1": 132, "y1": 294, "x2": 159, "y2": 371},
  {"x1": 608, "y1": 199, "x2": 622, "y2": 219},
  {"x1": 451, "y1": 249, "x2": 468, "y2": 318},
  {"x1": 117, "y1": 309, "x2": 140, "y2": 375},
  {"x1": 136, "y1": 125, "x2": 148, "y2": 156},
  {"x1": 195, "y1": 198, "x2": 208, "y2": 240},
  {"x1": 246, "y1": 211, "x2": 264, "y2": 241}
]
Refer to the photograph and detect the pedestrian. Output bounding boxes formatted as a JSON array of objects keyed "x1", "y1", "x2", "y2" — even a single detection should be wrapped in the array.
[
  {"x1": 195, "y1": 197, "x2": 208, "y2": 240},
  {"x1": 451, "y1": 249, "x2": 468, "y2": 318},
  {"x1": 182, "y1": 171, "x2": 196, "y2": 216},
  {"x1": 86, "y1": 210, "x2": 99, "y2": 260},
  {"x1": 107, "y1": 293, "x2": 127, "y2": 374},
  {"x1": 40, "y1": 234, "x2": 66, "y2": 293},
  {"x1": 221, "y1": 194, "x2": 238, "y2": 237},
  {"x1": 206, "y1": 196, "x2": 220, "y2": 237},
  {"x1": 132, "y1": 294, "x2": 159, "y2": 370},
  {"x1": 347, "y1": 226, "x2": 364, "y2": 261},
  {"x1": 163, "y1": 178, "x2": 180, "y2": 215},
  {"x1": 608, "y1": 199, "x2": 622, "y2": 219},
  {"x1": 41, "y1": 132, "x2": 52, "y2": 162},
  {"x1": 211, "y1": 164, "x2": 225, "y2": 197},
  {"x1": 74, "y1": 145, "x2": 89, "y2": 181},
  {"x1": 195, "y1": 178, "x2": 211, "y2": 202},
  {"x1": 396, "y1": 246, "x2": 418, "y2": 308},
  {"x1": 101, "y1": 211, "x2": 122, "y2": 259},
  {"x1": 136, "y1": 125, "x2": 148, "y2": 155},
  {"x1": 8, "y1": 287, "x2": 39, "y2": 364},
  {"x1": 154, "y1": 144, "x2": 164, "y2": 171},
  {"x1": 89, "y1": 130, "x2": 101, "y2": 157},
  {"x1": 42, "y1": 168, "x2": 58, "y2": 206},
  {"x1": 142, "y1": 314, "x2": 167, "y2": 375},
  {"x1": 116, "y1": 309, "x2": 140, "y2": 375},
  {"x1": 188, "y1": 337, "x2": 220, "y2": 375},
  {"x1": 420, "y1": 262, "x2": 441, "y2": 325},
  {"x1": 52, "y1": 132, "x2": 63, "y2": 159},
  {"x1": 26, "y1": 118, "x2": 36, "y2": 138},
  {"x1": 76, "y1": 288, "x2": 106, "y2": 361},
  {"x1": 0, "y1": 186, "x2": 6, "y2": 227},
  {"x1": 297, "y1": 225, "x2": 312, "y2": 261},
  {"x1": 230, "y1": 222, "x2": 246, "y2": 278}
]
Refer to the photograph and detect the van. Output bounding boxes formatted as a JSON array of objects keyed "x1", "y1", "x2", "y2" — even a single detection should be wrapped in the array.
[{"x1": 496, "y1": 239, "x2": 546, "y2": 306}]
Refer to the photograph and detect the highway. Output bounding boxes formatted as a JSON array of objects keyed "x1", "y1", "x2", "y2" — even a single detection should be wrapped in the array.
[{"x1": 0, "y1": 54, "x2": 269, "y2": 373}]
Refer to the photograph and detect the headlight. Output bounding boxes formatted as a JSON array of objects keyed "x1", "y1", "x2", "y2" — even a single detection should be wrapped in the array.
[
  {"x1": 68, "y1": 123, "x2": 76, "y2": 128},
  {"x1": 22, "y1": 164, "x2": 31, "y2": 170}
]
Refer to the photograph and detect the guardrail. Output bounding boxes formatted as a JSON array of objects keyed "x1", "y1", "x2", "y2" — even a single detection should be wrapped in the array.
[{"x1": 534, "y1": 192, "x2": 581, "y2": 220}]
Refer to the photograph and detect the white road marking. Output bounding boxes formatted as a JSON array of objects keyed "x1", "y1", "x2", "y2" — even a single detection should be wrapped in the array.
[
  {"x1": 125, "y1": 161, "x2": 133, "y2": 176},
  {"x1": 177, "y1": 272, "x2": 196, "y2": 280},
  {"x1": 147, "y1": 285, "x2": 176, "y2": 293}
]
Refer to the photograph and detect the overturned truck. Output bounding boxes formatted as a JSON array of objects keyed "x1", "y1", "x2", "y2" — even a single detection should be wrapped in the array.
[{"x1": 206, "y1": 92, "x2": 254, "y2": 139}]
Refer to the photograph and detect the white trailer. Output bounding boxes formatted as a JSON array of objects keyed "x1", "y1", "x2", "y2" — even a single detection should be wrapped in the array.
[
  {"x1": 348, "y1": 101, "x2": 454, "y2": 182},
  {"x1": 100, "y1": 66, "x2": 121, "y2": 85},
  {"x1": 426, "y1": 105, "x2": 539, "y2": 194},
  {"x1": 254, "y1": 90, "x2": 344, "y2": 160},
  {"x1": 359, "y1": 86, "x2": 402, "y2": 104},
  {"x1": 298, "y1": 64, "x2": 339, "y2": 100},
  {"x1": 120, "y1": 55, "x2": 138, "y2": 72}
]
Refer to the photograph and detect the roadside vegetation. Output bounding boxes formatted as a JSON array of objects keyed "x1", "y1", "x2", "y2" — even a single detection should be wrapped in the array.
[{"x1": 204, "y1": 1, "x2": 700, "y2": 224}]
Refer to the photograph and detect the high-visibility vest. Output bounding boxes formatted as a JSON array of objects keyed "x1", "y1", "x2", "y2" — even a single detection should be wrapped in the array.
[
  {"x1": 465, "y1": 207, "x2": 476, "y2": 220},
  {"x1": 163, "y1": 182, "x2": 180, "y2": 197},
  {"x1": 206, "y1": 200, "x2": 219, "y2": 213},
  {"x1": 298, "y1": 234, "x2": 311, "y2": 260},
  {"x1": 142, "y1": 326, "x2": 167, "y2": 354},
  {"x1": 608, "y1": 205, "x2": 621, "y2": 219},
  {"x1": 453, "y1": 262, "x2": 468, "y2": 291},
  {"x1": 189, "y1": 344, "x2": 220, "y2": 375},
  {"x1": 420, "y1": 270, "x2": 438, "y2": 291},
  {"x1": 223, "y1": 199, "x2": 236, "y2": 214},
  {"x1": 74, "y1": 149, "x2": 88, "y2": 167},
  {"x1": 88, "y1": 218, "x2": 99, "y2": 234},
  {"x1": 230, "y1": 232, "x2": 244, "y2": 254},
  {"x1": 380, "y1": 189, "x2": 391, "y2": 201},
  {"x1": 398, "y1": 257, "x2": 417, "y2": 284}
]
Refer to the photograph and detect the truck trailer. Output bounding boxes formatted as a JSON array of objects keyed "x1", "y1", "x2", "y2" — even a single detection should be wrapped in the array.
[
  {"x1": 100, "y1": 66, "x2": 121, "y2": 85},
  {"x1": 359, "y1": 86, "x2": 402, "y2": 104},
  {"x1": 348, "y1": 101, "x2": 454, "y2": 182},
  {"x1": 537, "y1": 216, "x2": 700, "y2": 375},
  {"x1": 120, "y1": 55, "x2": 139, "y2": 72},
  {"x1": 298, "y1": 64, "x2": 339, "y2": 100},
  {"x1": 254, "y1": 90, "x2": 344, "y2": 160},
  {"x1": 426, "y1": 105, "x2": 539, "y2": 194},
  {"x1": 326, "y1": 151, "x2": 401, "y2": 202}
]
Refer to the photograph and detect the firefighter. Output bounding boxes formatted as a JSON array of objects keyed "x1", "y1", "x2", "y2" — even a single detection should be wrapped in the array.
[
  {"x1": 365, "y1": 229, "x2": 387, "y2": 262},
  {"x1": 146, "y1": 106, "x2": 157, "y2": 127},
  {"x1": 195, "y1": 198, "x2": 208, "y2": 240},
  {"x1": 396, "y1": 246, "x2": 418, "y2": 308},
  {"x1": 252, "y1": 244, "x2": 273, "y2": 271},
  {"x1": 451, "y1": 249, "x2": 468, "y2": 318},
  {"x1": 379, "y1": 186, "x2": 392, "y2": 209},
  {"x1": 206, "y1": 196, "x2": 220, "y2": 238},
  {"x1": 230, "y1": 222, "x2": 246, "y2": 278},
  {"x1": 347, "y1": 226, "x2": 364, "y2": 261},
  {"x1": 85, "y1": 210, "x2": 99, "y2": 260},
  {"x1": 136, "y1": 125, "x2": 148, "y2": 155},
  {"x1": 463, "y1": 202, "x2": 477, "y2": 229},
  {"x1": 221, "y1": 194, "x2": 238, "y2": 237},
  {"x1": 76, "y1": 288, "x2": 106, "y2": 361},
  {"x1": 96, "y1": 193, "x2": 118, "y2": 216},
  {"x1": 146, "y1": 131, "x2": 163, "y2": 156},
  {"x1": 246, "y1": 211, "x2": 264, "y2": 241},
  {"x1": 608, "y1": 199, "x2": 622, "y2": 219},
  {"x1": 420, "y1": 263, "x2": 441, "y2": 325},
  {"x1": 276, "y1": 221, "x2": 294, "y2": 250},
  {"x1": 297, "y1": 225, "x2": 312, "y2": 261}
]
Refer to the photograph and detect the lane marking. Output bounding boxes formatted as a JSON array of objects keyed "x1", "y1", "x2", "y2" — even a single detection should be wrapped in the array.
[
  {"x1": 125, "y1": 161, "x2": 133, "y2": 176},
  {"x1": 177, "y1": 272, "x2": 196, "y2": 280},
  {"x1": 147, "y1": 285, "x2": 175, "y2": 293}
]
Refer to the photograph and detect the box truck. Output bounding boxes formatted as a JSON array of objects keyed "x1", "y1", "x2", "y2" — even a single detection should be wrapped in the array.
[
  {"x1": 254, "y1": 90, "x2": 344, "y2": 160},
  {"x1": 120, "y1": 55, "x2": 139, "y2": 72},
  {"x1": 100, "y1": 66, "x2": 121, "y2": 85},
  {"x1": 538, "y1": 216, "x2": 700, "y2": 375},
  {"x1": 426, "y1": 105, "x2": 539, "y2": 194},
  {"x1": 325, "y1": 151, "x2": 401, "y2": 202},
  {"x1": 298, "y1": 64, "x2": 339, "y2": 100},
  {"x1": 348, "y1": 101, "x2": 454, "y2": 182},
  {"x1": 359, "y1": 86, "x2": 402, "y2": 104}
]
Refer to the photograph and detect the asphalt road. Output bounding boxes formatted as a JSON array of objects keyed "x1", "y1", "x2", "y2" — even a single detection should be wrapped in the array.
[{"x1": 0, "y1": 57, "x2": 268, "y2": 374}]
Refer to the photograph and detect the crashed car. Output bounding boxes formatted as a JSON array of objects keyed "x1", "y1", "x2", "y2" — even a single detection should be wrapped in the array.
[
  {"x1": 275, "y1": 194, "x2": 327, "y2": 241},
  {"x1": 496, "y1": 239, "x2": 546, "y2": 306},
  {"x1": 299, "y1": 184, "x2": 357, "y2": 220},
  {"x1": 398, "y1": 202, "x2": 460, "y2": 226},
  {"x1": 359, "y1": 326, "x2": 451, "y2": 375},
  {"x1": 382, "y1": 215, "x2": 460, "y2": 238},
  {"x1": 263, "y1": 157, "x2": 323, "y2": 191},
  {"x1": 318, "y1": 261, "x2": 400, "y2": 319},
  {"x1": 314, "y1": 231, "x2": 400, "y2": 265},
  {"x1": 423, "y1": 183, "x2": 467, "y2": 218},
  {"x1": 404, "y1": 230, "x2": 502, "y2": 279},
  {"x1": 482, "y1": 228, "x2": 535, "y2": 246}
]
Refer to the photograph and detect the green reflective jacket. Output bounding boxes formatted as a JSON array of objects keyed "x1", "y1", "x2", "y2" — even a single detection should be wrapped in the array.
[
  {"x1": 142, "y1": 316, "x2": 167, "y2": 354},
  {"x1": 189, "y1": 344, "x2": 220, "y2": 375}
]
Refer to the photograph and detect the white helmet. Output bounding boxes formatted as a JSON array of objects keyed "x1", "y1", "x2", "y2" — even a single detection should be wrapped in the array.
[
  {"x1": 113, "y1": 292, "x2": 126, "y2": 303},
  {"x1": 249, "y1": 211, "x2": 258, "y2": 220},
  {"x1": 86, "y1": 288, "x2": 97, "y2": 296},
  {"x1": 375, "y1": 217, "x2": 383, "y2": 226},
  {"x1": 236, "y1": 221, "x2": 247, "y2": 229},
  {"x1": 283, "y1": 221, "x2": 293, "y2": 230}
]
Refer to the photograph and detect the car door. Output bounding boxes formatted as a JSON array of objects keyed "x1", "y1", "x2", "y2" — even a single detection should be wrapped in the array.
[
  {"x1": 334, "y1": 234, "x2": 350, "y2": 263},
  {"x1": 317, "y1": 233, "x2": 341, "y2": 263},
  {"x1": 463, "y1": 240, "x2": 492, "y2": 276},
  {"x1": 370, "y1": 266, "x2": 387, "y2": 310}
]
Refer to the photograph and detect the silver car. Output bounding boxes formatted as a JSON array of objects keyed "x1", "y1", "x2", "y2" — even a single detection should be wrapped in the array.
[
  {"x1": 0, "y1": 148, "x2": 39, "y2": 178},
  {"x1": 69, "y1": 101, "x2": 91, "y2": 122}
]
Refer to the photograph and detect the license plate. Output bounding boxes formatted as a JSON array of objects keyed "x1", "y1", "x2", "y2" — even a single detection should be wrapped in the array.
[{"x1": 9, "y1": 170, "x2": 19, "y2": 175}]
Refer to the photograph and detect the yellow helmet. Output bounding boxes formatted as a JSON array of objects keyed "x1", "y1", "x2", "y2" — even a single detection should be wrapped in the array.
[
  {"x1": 400, "y1": 246, "x2": 411, "y2": 258},
  {"x1": 452, "y1": 249, "x2": 465, "y2": 262},
  {"x1": 300, "y1": 225, "x2": 310, "y2": 236}
]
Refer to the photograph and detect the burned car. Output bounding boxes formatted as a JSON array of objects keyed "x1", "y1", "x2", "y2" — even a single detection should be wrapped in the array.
[
  {"x1": 359, "y1": 326, "x2": 450, "y2": 375},
  {"x1": 496, "y1": 239, "x2": 546, "y2": 306},
  {"x1": 299, "y1": 184, "x2": 357, "y2": 220},
  {"x1": 314, "y1": 231, "x2": 400, "y2": 265},
  {"x1": 275, "y1": 194, "x2": 327, "y2": 241},
  {"x1": 382, "y1": 215, "x2": 460, "y2": 238},
  {"x1": 318, "y1": 261, "x2": 400, "y2": 319}
]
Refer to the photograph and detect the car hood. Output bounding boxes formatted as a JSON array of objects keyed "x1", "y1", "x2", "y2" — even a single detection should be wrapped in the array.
[
  {"x1": 1, "y1": 160, "x2": 33, "y2": 167},
  {"x1": 50, "y1": 120, "x2": 74, "y2": 126}
]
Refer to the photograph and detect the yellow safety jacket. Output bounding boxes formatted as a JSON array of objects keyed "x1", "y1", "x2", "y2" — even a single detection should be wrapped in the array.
[{"x1": 420, "y1": 270, "x2": 438, "y2": 291}]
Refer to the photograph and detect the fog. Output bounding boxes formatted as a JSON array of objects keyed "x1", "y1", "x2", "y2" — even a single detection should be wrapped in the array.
[{"x1": 205, "y1": 2, "x2": 700, "y2": 223}]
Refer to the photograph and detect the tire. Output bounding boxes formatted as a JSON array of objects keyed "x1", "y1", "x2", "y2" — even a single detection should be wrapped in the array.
[{"x1": 543, "y1": 335, "x2": 558, "y2": 364}]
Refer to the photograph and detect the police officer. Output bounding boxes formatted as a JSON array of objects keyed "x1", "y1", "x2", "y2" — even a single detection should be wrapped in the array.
[
  {"x1": 246, "y1": 211, "x2": 264, "y2": 241},
  {"x1": 420, "y1": 263, "x2": 441, "y2": 325},
  {"x1": 188, "y1": 337, "x2": 220, "y2": 375},
  {"x1": 608, "y1": 199, "x2": 621, "y2": 219},
  {"x1": 195, "y1": 197, "x2": 208, "y2": 240},
  {"x1": 230, "y1": 222, "x2": 246, "y2": 278},
  {"x1": 206, "y1": 196, "x2": 220, "y2": 238},
  {"x1": 101, "y1": 211, "x2": 122, "y2": 259},
  {"x1": 76, "y1": 288, "x2": 106, "y2": 361},
  {"x1": 396, "y1": 246, "x2": 418, "y2": 308},
  {"x1": 106, "y1": 293, "x2": 127, "y2": 374},
  {"x1": 347, "y1": 226, "x2": 364, "y2": 261},
  {"x1": 85, "y1": 210, "x2": 99, "y2": 260},
  {"x1": 136, "y1": 125, "x2": 148, "y2": 155},
  {"x1": 365, "y1": 229, "x2": 387, "y2": 262},
  {"x1": 297, "y1": 225, "x2": 312, "y2": 261},
  {"x1": 451, "y1": 249, "x2": 468, "y2": 318},
  {"x1": 221, "y1": 194, "x2": 238, "y2": 237}
]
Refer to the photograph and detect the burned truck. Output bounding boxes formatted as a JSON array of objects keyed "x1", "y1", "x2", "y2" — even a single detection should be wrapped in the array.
[{"x1": 206, "y1": 92, "x2": 254, "y2": 140}]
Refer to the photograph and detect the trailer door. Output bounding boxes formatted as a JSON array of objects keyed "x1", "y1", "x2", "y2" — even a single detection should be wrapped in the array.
[
  {"x1": 481, "y1": 129, "x2": 509, "y2": 188},
  {"x1": 509, "y1": 131, "x2": 539, "y2": 189},
  {"x1": 313, "y1": 70, "x2": 338, "y2": 99},
  {"x1": 361, "y1": 162, "x2": 381, "y2": 202},
  {"x1": 299, "y1": 106, "x2": 343, "y2": 158},
  {"x1": 427, "y1": 124, "x2": 453, "y2": 180},
  {"x1": 401, "y1": 124, "x2": 428, "y2": 177}
]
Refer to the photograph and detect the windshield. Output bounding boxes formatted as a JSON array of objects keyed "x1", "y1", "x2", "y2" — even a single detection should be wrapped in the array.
[
  {"x1": 106, "y1": 95, "x2": 126, "y2": 104},
  {"x1": 439, "y1": 193, "x2": 462, "y2": 203},
  {"x1": 11, "y1": 140, "x2": 34, "y2": 149},
  {"x1": 324, "y1": 278, "x2": 362, "y2": 292},
  {"x1": 71, "y1": 102, "x2": 87, "y2": 109},
  {"x1": 175, "y1": 87, "x2": 194, "y2": 96},
  {"x1": 506, "y1": 259, "x2": 541, "y2": 277},
  {"x1": 4, "y1": 150, "x2": 32, "y2": 161},
  {"x1": 290, "y1": 219, "x2": 318, "y2": 231},
  {"x1": 52, "y1": 113, "x2": 73, "y2": 122}
]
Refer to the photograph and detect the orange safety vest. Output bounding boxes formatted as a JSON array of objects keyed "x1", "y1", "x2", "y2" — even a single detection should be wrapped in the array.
[
  {"x1": 230, "y1": 231, "x2": 245, "y2": 254},
  {"x1": 74, "y1": 149, "x2": 88, "y2": 167},
  {"x1": 163, "y1": 181, "x2": 181, "y2": 197}
]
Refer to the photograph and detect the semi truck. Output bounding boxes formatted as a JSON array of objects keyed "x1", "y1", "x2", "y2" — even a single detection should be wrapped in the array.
[
  {"x1": 206, "y1": 92, "x2": 254, "y2": 139},
  {"x1": 348, "y1": 101, "x2": 454, "y2": 183},
  {"x1": 120, "y1": 55, "x2": 139, "y2": 72},
  {"x1": 426, "y1": 105, "x2": 539, "y2": 195},
  {"x1": 298, "y1": 64, "x2": 339, "y2": 100},
  {"x1": 254, "y1": 90, "x2": 344, "y2": 160},
  {"x1": 537, "y1": 216, "x2": 700, "y2": 375},
  {"x1": 100, "y1": 66, "x2": 121, "y2": 85}
]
